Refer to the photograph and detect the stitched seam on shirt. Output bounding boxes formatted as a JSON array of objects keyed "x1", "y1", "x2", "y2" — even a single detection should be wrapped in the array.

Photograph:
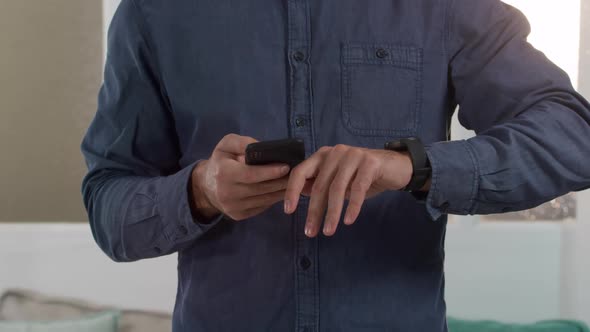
[
  {"x1": 129, "y1": 0, "x2": 159, "y2": 77},
  {"x1": 129, "y1": 0, "x2": 173, "y2": 112},
  {"x1": 342, "y1": 43, "x2": 422, "y2": 68},
  {"x1": 292, "y1": 212, "x2": 298, "y2": 332},
  {"x1": 119, "y1": 178, "x2": 135, "y2": 261},
  {"x1": 443, "y1": 0, "x2": 452, "y2": 61},
  {"x1": 304, "y1": 1, "x2": 320, "y2": 328},
  {"x1": 414, "y1": 49, "x2": 424, "y2": 134},
  {"x1": 287, "y1": 2, "x2": 299, "y2": 331},
  {"x1": 340, "y1": 45, "x2": 422, "y2": 137},
  {"x1": 152, "y1": 184, "x2": 175, "y2": 247},
  {"x1": 446, "y1": 0, "x2": 462, "y2": 63},
  {"x1": 442, "y1": 0, "x2": 453, "y2": 62},
  {"x1": 288, "y1": 0, "x2": 296, "y2": 139},
  {"x1": 306, "y1": 0, "x2": 318, "y2": 154},
  {"x1": 339, "y1": 44, "x2": 351, "y2": 134},
  {"x1": 341, "y1": 65, "x2": 419, "y2": 136},
  {"x1": 154, "y1": 193, "x2": 176, "y2": 242},
  {"x1": 463, "y1": 139, "x2": 480, "y2": 214},
  {"x1": 425, "y1": 148, "x2": 442, "y2": 220}
]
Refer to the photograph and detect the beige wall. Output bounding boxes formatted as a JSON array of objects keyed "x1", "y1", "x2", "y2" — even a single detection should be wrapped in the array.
[{"x1": 0, "y1": 1, "x2": 102, "y2": 221}]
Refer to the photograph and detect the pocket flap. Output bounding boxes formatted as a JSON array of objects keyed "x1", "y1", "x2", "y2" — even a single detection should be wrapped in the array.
[{"x1": 342, "y1": 43, "x2": 422, "y2": 69}]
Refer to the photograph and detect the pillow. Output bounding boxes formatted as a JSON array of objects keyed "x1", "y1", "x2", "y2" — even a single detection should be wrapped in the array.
[
  {"x1": 448, "y1": 317, "x2": 590, "y2": 332},
  {"x1": 0, "y1": 289, "x2": 103, "y2": 321},
  {"x1": 0, "y1": 289, "x2": 172, "y2": 332},
  {"x1": 0, "y1": 310, "x2": 119, "y2": 332}
]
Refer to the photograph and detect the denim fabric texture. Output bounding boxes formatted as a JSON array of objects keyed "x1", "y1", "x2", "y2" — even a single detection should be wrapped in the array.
[{"x1": 81, "y1": 0, "x2": 590, "y2": 331}]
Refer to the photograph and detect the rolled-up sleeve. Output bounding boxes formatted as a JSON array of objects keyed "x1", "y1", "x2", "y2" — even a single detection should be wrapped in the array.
[
  {"x1": 81, "y1": 0, "x2": 222, "y2": 262},
  {"x1": 422, "y1": 0, "x2": 590, "y2": 221}
]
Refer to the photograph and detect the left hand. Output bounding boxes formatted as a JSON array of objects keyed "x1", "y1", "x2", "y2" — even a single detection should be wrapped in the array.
[{"x1": 283, "y1": 144, "x2": 413, "y2": 238}]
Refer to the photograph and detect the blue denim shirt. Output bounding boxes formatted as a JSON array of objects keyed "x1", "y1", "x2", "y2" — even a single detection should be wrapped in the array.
[{"x1": 81, "y1": 0, "x2": 590, "y2": 331}]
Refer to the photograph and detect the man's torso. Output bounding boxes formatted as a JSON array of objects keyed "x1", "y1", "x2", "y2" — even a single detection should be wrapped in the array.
[{"x1": 135, "y1": 1, "x2": 452, "y2": 330}]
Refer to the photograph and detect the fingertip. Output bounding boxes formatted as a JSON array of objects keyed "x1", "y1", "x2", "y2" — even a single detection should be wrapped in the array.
[
  {"x1": 280, "y1": 165, "x2": 290, "y2": 175},
  {"x1": 344, "y1": 214, "x2": 354, "y2": 225},
  {"x1": 241, "y1": 135, "x2": 258, "y2": 145},
  {"x1": 321, "y1": 216, "x2": 335, "y2": 235},
  {"x1": 284, "y1": 193, "x2": 299, "y2": 214},
  {"x1": 304, "y1": 225, "x2": 312, "y2": 237}
]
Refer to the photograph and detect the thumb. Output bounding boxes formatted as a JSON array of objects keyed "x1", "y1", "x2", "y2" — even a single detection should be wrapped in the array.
[{"x1": 215, "y1": 134, "x2": 258, "y2": 158}]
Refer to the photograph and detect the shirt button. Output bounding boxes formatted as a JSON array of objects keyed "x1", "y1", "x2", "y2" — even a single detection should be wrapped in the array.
[
  {"x1": 295, "y1": 117, "x2": 305, "y2": 127},
  {"x1": 293, "y1": 51, "x2": 305, "y2": 62},
  {"x1": 299, "y1": 256, "x2": 311, "y2": 270},
  {"x1": 376, "y1": 48, "x2": 389, "y2": 59},
  {"x1": 154, "y1": 247, "x2": 162, "y2": 255}
]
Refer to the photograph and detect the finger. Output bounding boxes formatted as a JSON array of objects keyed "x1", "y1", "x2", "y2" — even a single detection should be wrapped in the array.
[
  {"x1": 284, "y1": 147, "x2": 330, "y2": 214},
  {"x1": 305, "y1": 147, "x2": 347, "y2": 237},
  {"x1": 229, "y1": 162, "x2": 291, "y2": 184},
  {"x1": 226, "y1": 189, "x2": 286, "y2": 221},
  {"x1": 343, "y1": 159, "x2": 378, "y2": 226},
  {"x1": 234, "y1": 177, "x2": 289, "y2": 197},
  {"x1": 226, "y1": 205, "x2": 269, "y2": 222},
  {"x1": 242, "y1": 189, "x2": 286, "y2": 210},
  {"x1": 301, "y1": 179, "x2": 315, "y2": 196},
  {"x1": 238, "y1": 206, "x2": 270, "y2": 221},
  {"x1": 323, "y1": 150, "x2": 364, "y2": 236},
  {"x1": 215, "y1": 134, "x2": 257, "y2": 158}
]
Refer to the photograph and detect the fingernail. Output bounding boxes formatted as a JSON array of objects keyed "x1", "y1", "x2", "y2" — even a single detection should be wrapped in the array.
[
  {"x1": 324, "y1": 225, "x2": 332, "y2": 235},
  {"x1": 281, "y1": 166, "x2": 290, "y2": 174},
  {"x1": 284, "y1": 200, "x2": 291, "y2": 213},
  {"x1": 305, "y1": 225, "x2": 311, "y2": 237},
  {"x1": 344, "y1": 216, "x2": 352, "y2": 225}
]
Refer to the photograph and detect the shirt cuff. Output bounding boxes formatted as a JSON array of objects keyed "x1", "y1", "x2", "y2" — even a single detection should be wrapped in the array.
[
  {"x1": 156, "y1": 160, "x2": 224, "y2": 249},
  {"x1": 422, "y1": 140, "x2": 480, "y2": 221}
]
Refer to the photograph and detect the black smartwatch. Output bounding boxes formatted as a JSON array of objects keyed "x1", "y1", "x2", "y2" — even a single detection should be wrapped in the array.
[{"x1": 384, "y1": 137, "x2": 431, "y2": 192}]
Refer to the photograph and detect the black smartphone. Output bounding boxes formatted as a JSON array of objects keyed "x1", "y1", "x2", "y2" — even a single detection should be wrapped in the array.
[{"x1": 245, "y1": 138, "x2": 305, "y2": 168}]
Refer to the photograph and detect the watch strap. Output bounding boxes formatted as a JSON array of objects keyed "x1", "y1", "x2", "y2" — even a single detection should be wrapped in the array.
[{"x1": 385, "y1": 137, "x2": 431, "y2": 192}]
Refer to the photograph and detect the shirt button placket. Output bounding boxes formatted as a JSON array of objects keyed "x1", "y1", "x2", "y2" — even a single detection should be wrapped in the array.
[{"x1": 288, "y1": 0, "x2": 318, "y2": 330}]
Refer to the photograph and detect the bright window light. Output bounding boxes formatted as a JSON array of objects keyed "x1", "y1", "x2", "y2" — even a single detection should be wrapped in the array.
[{"x1": 503, "y1": 0, "x2": 581, "y2": 88}]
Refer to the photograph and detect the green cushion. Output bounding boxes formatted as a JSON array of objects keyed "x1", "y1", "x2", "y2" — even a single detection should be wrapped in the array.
[
  {"x1": 448, "y1": 317, "x2": 590, "y2": 332},
  {"x1": 0, "y1": 310, "x2": 119, "y2": 332}
]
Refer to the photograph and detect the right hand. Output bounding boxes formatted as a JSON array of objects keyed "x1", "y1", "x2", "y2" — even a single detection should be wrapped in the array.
[{"x1": 190, "y1": 134, "x2": 291, "y2": 221}]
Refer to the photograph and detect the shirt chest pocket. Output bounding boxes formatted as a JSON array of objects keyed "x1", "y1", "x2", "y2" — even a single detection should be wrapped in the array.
[{"x1": 341, "y1": 43, "x2": 423, "y2": 137}]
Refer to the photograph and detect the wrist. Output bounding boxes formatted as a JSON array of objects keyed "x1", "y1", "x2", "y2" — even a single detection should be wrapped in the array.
[
  {"x1": 419, "y1": 176, "x2": 431, "y2": 192},
  {"x1": 381, "y1": 150, "x2": 413, "y2": 191},
  {"x1": 398, "y1": 151, "x2": 414, "y2": 190},
  {"x1": 189, "y1": 160, "x2": 221, "y2": 220},
  {"x1": 392, "y1": 151, "x2": 431, "y2": 192}
]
